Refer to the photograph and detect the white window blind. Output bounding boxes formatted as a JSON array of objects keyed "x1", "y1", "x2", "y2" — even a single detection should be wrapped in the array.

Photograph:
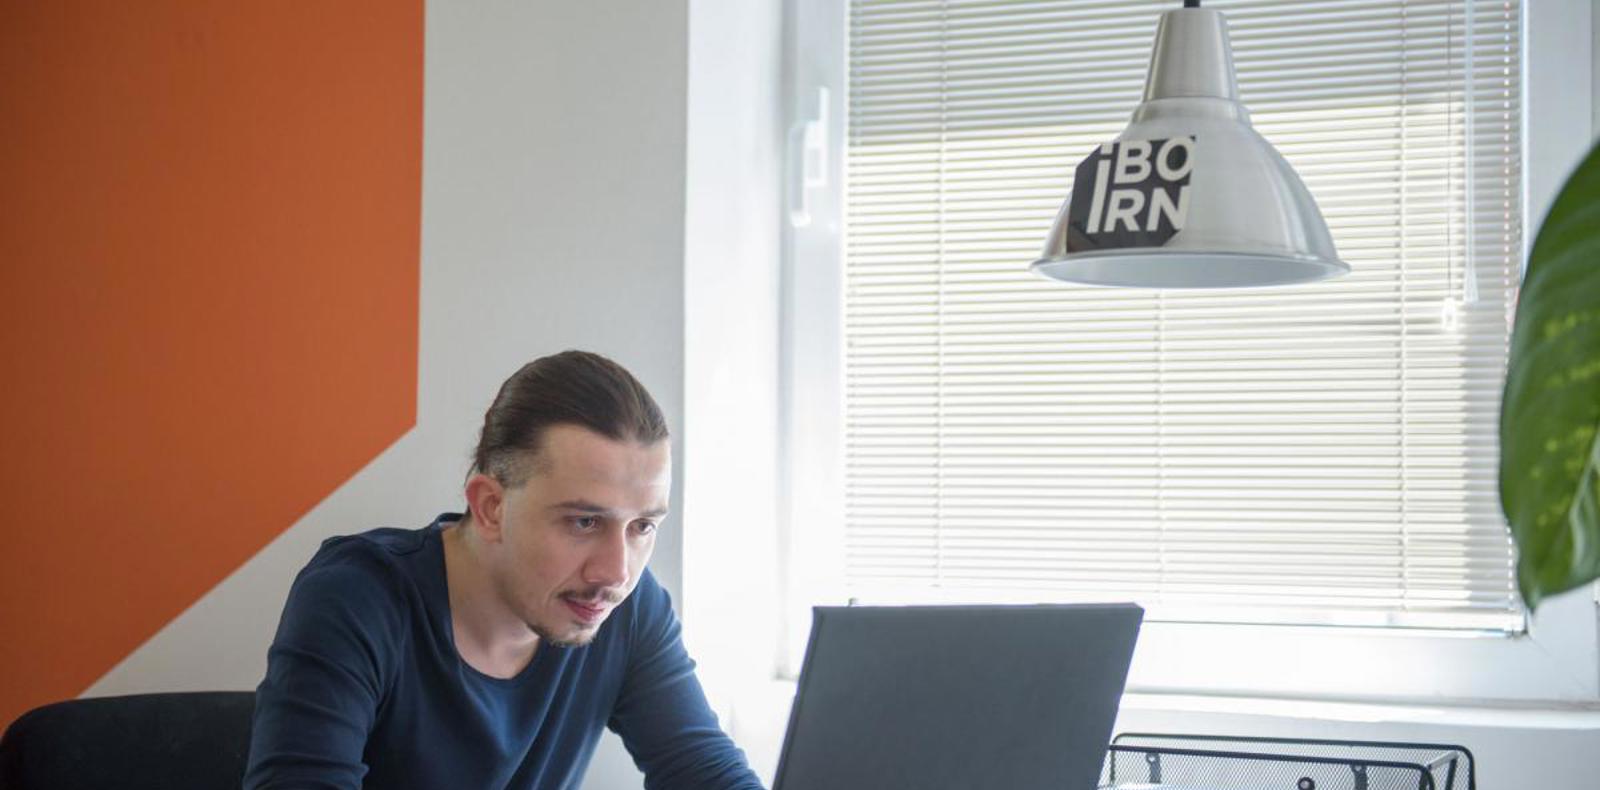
[{"x1": 843, "y1": 0, "x2": 1523, "y2": 630}]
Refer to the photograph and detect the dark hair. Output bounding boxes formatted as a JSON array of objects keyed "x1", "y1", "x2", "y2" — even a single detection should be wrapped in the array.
[{"x1": 471, "y1": 350, "x2": 669, "y2": 486}]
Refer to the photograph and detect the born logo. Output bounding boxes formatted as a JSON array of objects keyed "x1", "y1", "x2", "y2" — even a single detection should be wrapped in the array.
[{"x1": 1066, "y1": 136, "x2": 1194, "y2": 251}]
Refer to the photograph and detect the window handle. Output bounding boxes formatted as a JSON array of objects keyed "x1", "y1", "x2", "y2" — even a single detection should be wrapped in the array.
[{"x1": 788, "y1": 86, "x2": 830, "y2": 228}]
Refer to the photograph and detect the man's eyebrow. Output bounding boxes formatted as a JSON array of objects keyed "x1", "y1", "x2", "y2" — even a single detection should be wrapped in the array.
[
  {"x1": 548, "y1": 500, "x2": 670, "y2": 519},
  {"x1": 549, "y1": 500, "x2": 610, "y2": 514}
]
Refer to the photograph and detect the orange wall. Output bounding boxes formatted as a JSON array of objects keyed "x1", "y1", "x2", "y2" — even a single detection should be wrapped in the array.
[{"x1": 0, "y1": 1, "x2": 422, "y2": 727}]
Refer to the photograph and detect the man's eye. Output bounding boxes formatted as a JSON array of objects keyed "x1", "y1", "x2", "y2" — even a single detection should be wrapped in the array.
[
  {"x1": 572, "y1": 516, "x2": 600, "y2": 530},
  {"x1": 633, "y1": 521, "x2": 658, "y2": 536}
]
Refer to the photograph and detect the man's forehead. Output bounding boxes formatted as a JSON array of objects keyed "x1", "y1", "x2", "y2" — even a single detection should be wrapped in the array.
[{"x1": 530, "y1": 425, "x2": 671, "y2": 484}]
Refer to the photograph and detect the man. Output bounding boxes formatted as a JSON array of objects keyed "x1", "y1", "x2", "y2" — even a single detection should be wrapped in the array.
[{"x1": 245, "y1": 351, "x2": 765, "y2": 789}]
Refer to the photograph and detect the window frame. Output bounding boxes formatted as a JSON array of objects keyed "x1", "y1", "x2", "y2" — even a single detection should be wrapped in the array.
[{"x1": 778, "y1": 0, "x2": 1600, "y2": 703}]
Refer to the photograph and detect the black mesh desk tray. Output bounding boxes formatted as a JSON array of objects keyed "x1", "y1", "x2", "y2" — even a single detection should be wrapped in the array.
[{"x1": 1099, "y1": 733, "x2": 1476, "y2": 790}]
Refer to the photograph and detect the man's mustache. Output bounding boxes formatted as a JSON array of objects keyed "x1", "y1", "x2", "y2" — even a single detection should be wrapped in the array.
[{"x1": 561, "y1": 588, "x2": 625, "y2": 605}]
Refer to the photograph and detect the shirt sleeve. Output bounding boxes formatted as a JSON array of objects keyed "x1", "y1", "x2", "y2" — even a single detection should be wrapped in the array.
[
  {"x1": 607, "y1": 572, "x2": 767, "y2": 790},
  {"x1": 243, "y1": 543, "x2": 405, "y2": 790}
]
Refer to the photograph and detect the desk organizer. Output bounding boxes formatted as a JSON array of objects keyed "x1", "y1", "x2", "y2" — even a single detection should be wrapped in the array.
[{"x1": 1099, "y1": 733, "x2": 1475, "y2": 790}]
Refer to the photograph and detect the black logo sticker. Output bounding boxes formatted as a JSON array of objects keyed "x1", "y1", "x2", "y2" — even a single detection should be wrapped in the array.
[{"x1": 1065, "y1": 136, "x2": 1194, "y2": 251}]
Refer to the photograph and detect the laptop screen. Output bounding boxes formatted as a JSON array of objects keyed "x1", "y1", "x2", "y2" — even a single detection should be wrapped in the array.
[{"x1": 773, "y1": 603, "x2": 1143, "y2": 790}]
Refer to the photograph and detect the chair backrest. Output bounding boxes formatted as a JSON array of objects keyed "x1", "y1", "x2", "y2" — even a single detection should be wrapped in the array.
[{"x1": 0, "y1": 691, "x2": 255, "y2": 790}]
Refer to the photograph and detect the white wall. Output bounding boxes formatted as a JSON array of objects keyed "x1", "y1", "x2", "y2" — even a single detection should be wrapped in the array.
[
  {"x1": 87, "y1": 1, "x2": 692, "y2": 787},
  {"x1": 681, "y1": 0, "x2": 786, "y2": 732}
]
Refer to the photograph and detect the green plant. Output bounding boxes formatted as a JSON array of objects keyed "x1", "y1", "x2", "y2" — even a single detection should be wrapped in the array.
[{"x1": 1500, "y1": 138, "x2": 1600, "y2": 610}]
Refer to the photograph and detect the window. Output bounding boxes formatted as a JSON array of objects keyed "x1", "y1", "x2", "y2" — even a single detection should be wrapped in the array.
[
  {"x1": 840, "y1": 0, "x2": 1522, "y2": 629},
  {"x1": 782, "y1": 0, "x2": 1600, "y2": 702}
]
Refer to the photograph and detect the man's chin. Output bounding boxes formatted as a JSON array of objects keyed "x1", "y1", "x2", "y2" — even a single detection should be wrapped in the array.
[{"x1": 531, "y1": 621, "x2": 602, "y2": 649}]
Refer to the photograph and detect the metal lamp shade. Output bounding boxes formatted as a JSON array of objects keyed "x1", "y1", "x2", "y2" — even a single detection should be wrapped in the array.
[{"x1": 1031, "y1": 6, "x2": 1348, "y2": 288}]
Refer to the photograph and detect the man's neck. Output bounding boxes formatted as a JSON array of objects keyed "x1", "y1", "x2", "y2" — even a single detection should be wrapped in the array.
[{"x1": 440, "y1": 518, "x2": 540, "y2": 679}]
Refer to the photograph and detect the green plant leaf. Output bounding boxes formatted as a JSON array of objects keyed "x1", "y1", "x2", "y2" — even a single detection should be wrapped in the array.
[{"x1": 1500, "y1": 138, "x2": 1600, "y2": 611}]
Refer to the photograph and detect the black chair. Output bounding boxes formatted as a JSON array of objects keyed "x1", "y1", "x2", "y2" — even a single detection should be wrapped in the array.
[{"x1": 0, "y1": 691, "x2": 254, "y2": 790}]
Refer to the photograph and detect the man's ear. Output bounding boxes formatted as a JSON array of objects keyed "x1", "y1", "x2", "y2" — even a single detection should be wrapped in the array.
[{"x1": 463, "y1": 473, "x2": 507, "y2": 543}]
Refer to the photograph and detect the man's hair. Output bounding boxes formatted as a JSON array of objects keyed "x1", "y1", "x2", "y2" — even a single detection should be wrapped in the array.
[{"x1": 471, "y1": 350, "x2": 668, "y2": 487}]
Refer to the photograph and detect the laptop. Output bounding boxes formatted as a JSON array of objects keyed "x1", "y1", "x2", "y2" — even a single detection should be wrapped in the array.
[{"x1": 771, "y1": 603, "x2": 1143, "y2": 790}]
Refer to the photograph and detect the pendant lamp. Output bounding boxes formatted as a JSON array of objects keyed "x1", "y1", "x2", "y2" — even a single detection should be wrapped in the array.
[{"x1": 1031, "y1": 0, "x2": 1348, "y2": 288}]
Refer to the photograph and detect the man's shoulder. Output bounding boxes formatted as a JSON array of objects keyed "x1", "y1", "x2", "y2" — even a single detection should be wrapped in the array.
[
  {"x1": 315, "y1": 524, "x2": 435, "y2": 563},
  {"x1": 628, "y1": 567, "x2": 668, "y2": 609},
  {"x1": 293, "y1": 517, "x2": 450, "y2": 603},
  {"x1": 611, "y1": 566, "x2": 676, "y2": 639}
]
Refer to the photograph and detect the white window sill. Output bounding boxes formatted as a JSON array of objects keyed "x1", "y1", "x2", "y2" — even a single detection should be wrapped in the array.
[
  {"x1": 727, "y1": 679, "x2": 1600, "y2": 789},
  {"x1": 734, "y1": 677, "x2": 1600, "y2": 737},
  {"x1": 1118, "y1": 690, "x2": 1600, "y2": 730}
]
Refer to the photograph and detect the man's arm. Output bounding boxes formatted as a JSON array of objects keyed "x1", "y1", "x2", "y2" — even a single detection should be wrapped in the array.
[
  {"x1": 244, "y1": 548, "x2": 401, "y2": 790},
  {"x1": 607, "y1": 573, "x2": 766, "y2": 790}
]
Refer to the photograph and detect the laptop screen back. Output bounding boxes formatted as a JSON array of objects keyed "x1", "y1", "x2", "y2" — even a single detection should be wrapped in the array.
[{"x1": 772, "y1": 603, "x2": 1143, "y2": 790}]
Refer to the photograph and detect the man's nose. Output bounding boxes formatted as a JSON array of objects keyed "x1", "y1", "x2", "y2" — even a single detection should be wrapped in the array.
[{"x1": 583, "y1": 525, "x2": 630, "y2": 590}]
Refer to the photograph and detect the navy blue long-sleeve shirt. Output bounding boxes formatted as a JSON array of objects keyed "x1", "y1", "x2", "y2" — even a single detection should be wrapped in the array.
[{"x1": 244, "y1": 515, "x2": 763, "y2": 790}]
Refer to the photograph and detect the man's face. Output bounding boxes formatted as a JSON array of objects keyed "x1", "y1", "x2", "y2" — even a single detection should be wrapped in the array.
[{"x1": 486, "y1": 424, "x2": 669, "y2": 647}]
